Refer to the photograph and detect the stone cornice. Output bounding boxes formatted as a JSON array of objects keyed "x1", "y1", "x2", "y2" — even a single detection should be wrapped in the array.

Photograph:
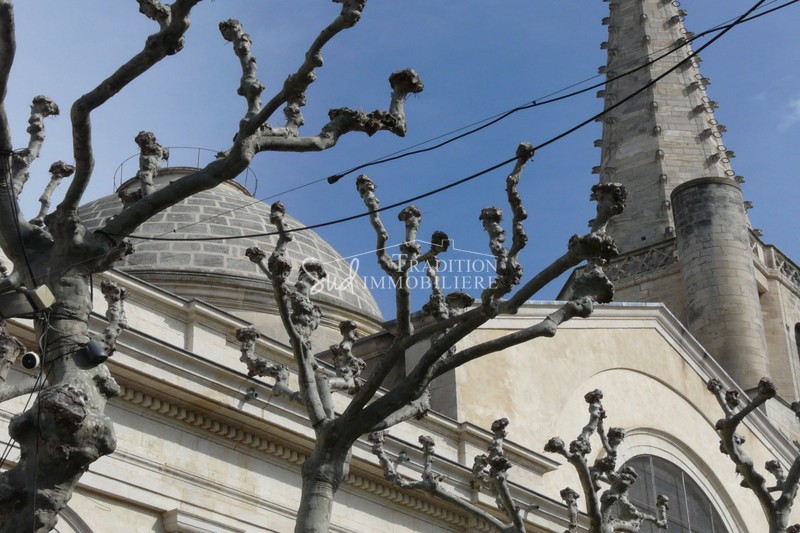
[
  {"x1": 113, "y1": 381, "x2": 569, "y2": 532},
  {"x1": 74, "y1": 269, "x2": 571, "y2": 531}
]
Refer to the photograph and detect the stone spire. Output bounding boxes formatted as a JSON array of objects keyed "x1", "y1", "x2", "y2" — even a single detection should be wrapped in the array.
[
  {"x1": 593, "y1": 0, "x2": 770, "y2": 391},
  {"x1": 597, "y1": 0, "x2": 744, "y2": 254}
]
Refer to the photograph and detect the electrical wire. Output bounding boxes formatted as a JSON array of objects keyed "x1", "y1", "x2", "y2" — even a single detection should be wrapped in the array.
[
  {"x1": 324, "y1": 0, "x2": 797, "y2": 184},
  {"x1": 0, "y1": 0, "x2": 774, "y2": 520},
  {"x1": 0, "y1": 313, "x2": 70, "y2": 472},
  {"x1": 0, "y1": 354, "x2": 47, "y2": 471},
  {"x1": 100, "y1": 156, "x2": 517, "y2": 243},
  {"x1": 30, "y1": 316, "x2": 53, "y2": 533},
  {"x1": 1, "y1": 0, "x2": 791, "y2": 283},
  {"x1": 141, "y1": 0, "x2": 799, "y2": 241},
  {"x1": 1, "y1": 150, "x2": 37, "y2": 286},
  {"x1": 0, "y1": 0, "x2": 776, "y2": 474},
  {"x1": 0, "y1": 152, "x2": 47, "y2": 472},
  {"x1": 110, "y1": 0, "x2": 769, "y2": 245},
  {"x1": 0, "y1": 316, "x2": 88, "y2": 504}
]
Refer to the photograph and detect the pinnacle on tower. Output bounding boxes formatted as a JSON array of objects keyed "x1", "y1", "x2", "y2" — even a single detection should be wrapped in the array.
[{"x1": 596, "y1": 0, "x2": 747, "y2": 254}]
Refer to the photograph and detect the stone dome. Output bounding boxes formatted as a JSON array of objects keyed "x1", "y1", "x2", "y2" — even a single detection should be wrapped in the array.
[{"x1": 80, "y1": 167, "x2": 382, "y2": 323}]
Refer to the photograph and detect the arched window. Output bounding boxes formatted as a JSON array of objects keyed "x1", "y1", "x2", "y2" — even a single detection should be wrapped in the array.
[
  {"x1": 794, "y1": 324, "x2": 800, "y2": 364},
  {"x1": 624, "y1": 455, "x2": 729, "y2": 533},
  {"x1": 55, "y1": 506, "x2": 95, "y2": 533}
]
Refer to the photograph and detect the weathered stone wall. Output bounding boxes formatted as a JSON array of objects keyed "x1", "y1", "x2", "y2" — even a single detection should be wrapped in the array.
[
  {"x1": 452, "y1": 302, "x2": 800, "y2": 532},
  {"x1": 671, "y1": 177, "x2": 769, "y2": 389},
  {"x1": 597, "y1": 0, "x2": 740, "y2": 255},
  {"x1": 753, "y1": 240, "x2": 800, "y2": 402}
]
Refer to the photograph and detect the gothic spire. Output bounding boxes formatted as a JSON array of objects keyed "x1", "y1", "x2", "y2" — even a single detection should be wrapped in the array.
[{"x1": 597, "y1": 0, "x2": 745, "y2": 254}]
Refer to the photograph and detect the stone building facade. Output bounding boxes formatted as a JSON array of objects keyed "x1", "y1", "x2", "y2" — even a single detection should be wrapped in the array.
[{"x1": 2, "y1": 1, "x2": 800, "y2": 532}]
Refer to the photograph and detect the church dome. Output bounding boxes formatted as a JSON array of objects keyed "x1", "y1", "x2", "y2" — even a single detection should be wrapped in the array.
[{"x1": 80, "y1": 167, "x2": 382, "y2": 323}]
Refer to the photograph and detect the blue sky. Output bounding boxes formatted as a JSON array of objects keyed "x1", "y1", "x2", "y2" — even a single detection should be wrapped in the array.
[{"x1": 4, "y1": 1, "x2": 799, "y2": 317}]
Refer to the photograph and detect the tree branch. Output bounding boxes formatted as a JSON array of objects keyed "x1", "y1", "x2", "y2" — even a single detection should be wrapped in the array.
[
  {"x1": 707, "y1": 378, "x2": 800, "y2": 530},
  {"x1": 137, "y1": 0, "x2": 171, "y2": 27},
  {"x1": 313, "y1": 320, "x2": 368, "y2": 418},
  {"x1": 353, "y1": 174, "x2": 425, "y2": 337},
  {"x1": 427, "y1": 263, "x2": 612, "y2": 383},
  {"x1": 545, "y1": 390, "x2": 667, "y2": 533},
  {"x1": 428, "y1": 233, "x2": 617, "y2": 381},
  {"x1": 0, "y1": 374, "x2": 38, "y2": 403},
  {"x1": 243, "y1": 0, "x2": 374, "y2": 137},
  {"x1": 100, "y1": 153, "x2": 250, "y2": 243},
  {"x1": 354, "y1": 180, "x2": 625, "y2": 435},
  {"x1": 431, "y1": 296, "x2": 595, "y2": 379},
  {"x1": 370, "y1": 419, "x2": 528, "y2": 533},
  {"x1": 245, "y1": 202, "x2": 328, "y2": 426},
  {"x1": 341, "y1": 185, "x2": 449, "y2": 426},
  {"x1": 100, "y1": 12, "x2": 423, "y2": 243},
  {"x1": 560, "y1": 487, "x2": 580, "y2": 533},
  {"x1": 500, "y1": 183, "x2": 625, "y2": 313},
  {"x1": 417, "y1": 231, "x2": 453, "y2": 317},
  {"x1": 777, "y1": 456, "x2": 800, "y2": 510},
  {"x1": 10, "y1": 95, "x2": 59, "y2": 195},
  {"x1": 355, "y1": 175, "x2": 400, "y2": 276},
  {"x1": 0, "y1": 0, "x2": 15, "y2": 153},
  {"x1": 0, "y1": 318, "x2": 24, "y2": 388},
  {"x1": 369, "y1": 389, "x2": 430, "y2": 432},
  {"x1": 252, "y1": 69, "x2": 423, "y2": 153},
  {"x1": 219, "y1": 19, "x2": 264, "y2": 122},
  {"x1": 356, "y1": 146, "x2": 537, "y2": 412},
  {"x1": 61, "y1": 0, "x2": 200, "y2": 212},
  {"x1": 479, "y1": 142, "x2": 534, "y2": 306},
  {"x1": 31, "y1": 161, "x2": 73, "y2": 225},
  {"x1": 325, "y1": 320, "x2": 366, "y2": 395},
  {"x1": 96, "y1": 280, "x2": 127, "y2": 355},
  {"x1": 235, "y1": 326, "x2": 302, "y2": 403},
  {"x1": 133, "y1": 131, "x2": 169, "y2": 197}
]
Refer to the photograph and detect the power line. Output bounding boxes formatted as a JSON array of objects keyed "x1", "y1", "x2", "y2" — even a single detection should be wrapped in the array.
[
  {"x1": 1, "y1": 151, "x2": 37, "y2": 286},
  {"x1": 144, "y1": 0, "x2": 798, "y2": 240},
  {"x1": 324, "y1": 0, "x2": 796, "y2": 183},
  {"x1": 115, "y1": 0, "x2": 768, "y2": 245},
  {"x1": 4, "y1": 0, "x2": 787, "y2": 285},
  {"x1": 100, "y1": 157, "x2": 517, "y2": 243}
]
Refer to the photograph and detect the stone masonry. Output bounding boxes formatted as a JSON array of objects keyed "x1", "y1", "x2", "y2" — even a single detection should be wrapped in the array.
[
  {"x1": 672, "y1": 177, "x2": 769, "y2": 389},
  {"x1": 590, "y1": 0, "x2": 793, "y2": 395},
  {"x1": 597, "y1": 0, "x2": 741, "y2": 254}
]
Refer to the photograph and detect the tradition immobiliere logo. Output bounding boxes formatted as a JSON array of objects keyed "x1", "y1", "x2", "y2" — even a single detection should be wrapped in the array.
[{"x1": 303, "y1": 240, "x2": 498, "y2": 296}]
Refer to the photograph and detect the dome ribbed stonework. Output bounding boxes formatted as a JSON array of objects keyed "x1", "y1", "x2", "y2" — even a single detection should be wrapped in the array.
[{"x1": 80, "y1": 167, "x2": 382, "y2": 322}]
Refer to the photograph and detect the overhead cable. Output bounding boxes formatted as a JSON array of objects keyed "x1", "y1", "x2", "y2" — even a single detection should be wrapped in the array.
[{"x1": 117, "y1": 0, "x2": 768, "y2": 244}]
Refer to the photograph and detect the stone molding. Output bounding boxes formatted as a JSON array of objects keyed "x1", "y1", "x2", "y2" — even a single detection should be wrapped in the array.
[
  {"x1": 751, "y1": 232, "x2": 800, "y2": 297},
  {"x1": 603, "y1": 239, "x2": 678, "y2": 284},
  {"x1": 621, "y1": 429, "x2": 748, "y2": 532},
  {"x1": 162, "y1": 508, "x2": 246, "y2": 533},
  {"x1": 114, "y1": 382, "x2": 522, "y2": 532},
  {"x1": 590, "y1": 231, "x2": 800, "y2": 299}
]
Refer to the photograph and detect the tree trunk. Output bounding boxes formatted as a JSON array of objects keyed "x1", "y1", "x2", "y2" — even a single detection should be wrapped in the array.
[
  {"x1": 294, "y1": 434, "x2": 351, "y2": 533},
  {"x1": 769, "y1": 509, "x2": 789, "y2": 533},
  {"x1": 0, "y1": 264, "x2": 120, "y2": 533}
]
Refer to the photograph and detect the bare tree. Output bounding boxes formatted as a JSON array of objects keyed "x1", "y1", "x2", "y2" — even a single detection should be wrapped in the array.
[
  {"x1": 544, "y1": 389, "x2": 669, "y2": 533},
  {"x1": 368, "y1": 418, "x2": 528, "y2": 533},
  {"x1": 238, "y1": 133, "x2": 627, "y2": 531},
  {"x1": 707, "y1": 378, "x2": 800, "y2": 533},
  {"x1": 0, "y1": 1, "x2": 423, "y2": 531}
]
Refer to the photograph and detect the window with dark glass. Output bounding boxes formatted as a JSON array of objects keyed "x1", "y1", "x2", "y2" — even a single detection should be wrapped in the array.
[
  {"x1": 794, "y1": 324, "x2": 800, "y2": 365},
  {"x1": 623, "y1": 455, "x2": 729, "y2": 533}
]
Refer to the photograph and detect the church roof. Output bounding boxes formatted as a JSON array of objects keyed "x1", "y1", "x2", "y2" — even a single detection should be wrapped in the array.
[{"x1": 80, "y1": 167, "x2": 382, "y2": 321}]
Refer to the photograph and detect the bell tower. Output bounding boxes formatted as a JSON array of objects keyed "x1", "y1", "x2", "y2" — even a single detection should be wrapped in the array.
[{"x1": 593, "y1": 0, "x2": 774, "y2": 391}]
